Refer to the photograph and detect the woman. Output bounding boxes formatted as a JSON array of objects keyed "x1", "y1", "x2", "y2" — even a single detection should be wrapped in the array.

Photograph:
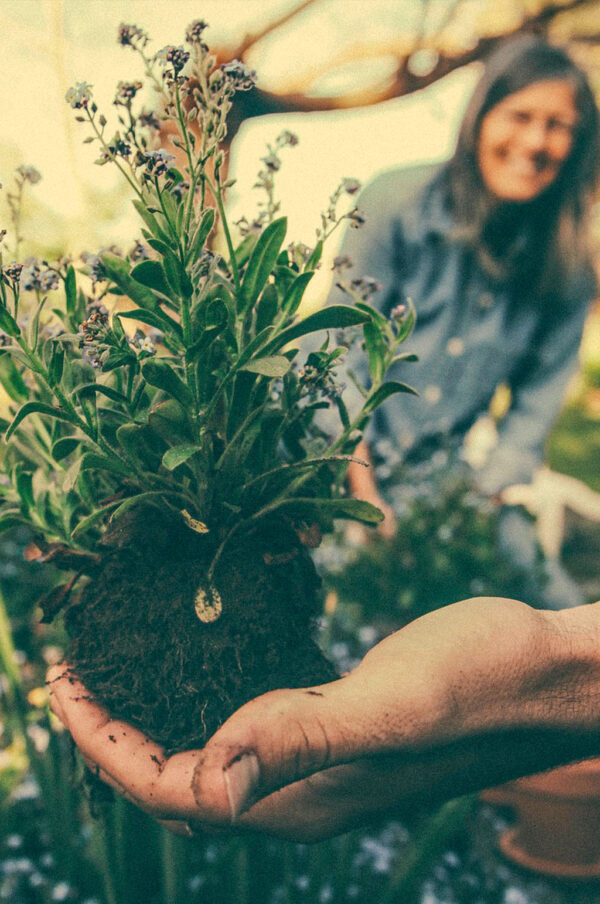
[{"x1": 338, "y1": 36, "x2": 599, "y2": 608}]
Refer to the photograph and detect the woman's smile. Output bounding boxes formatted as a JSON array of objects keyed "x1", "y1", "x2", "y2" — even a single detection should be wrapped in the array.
[{"x1": 477, "y1": 79, "x2": 577, "y2": 201}]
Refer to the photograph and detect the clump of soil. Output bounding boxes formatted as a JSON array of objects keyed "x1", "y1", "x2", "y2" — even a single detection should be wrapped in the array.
[{"x1": 64, "y1": 510, "x2": 337, "y2": 754}]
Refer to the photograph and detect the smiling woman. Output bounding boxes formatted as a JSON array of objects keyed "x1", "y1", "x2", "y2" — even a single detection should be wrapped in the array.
[
  {"x1": 477, "y1": 79, "x2": 577, "y2": 202},
  {"x1": 336, "y1": 35, "x2": 600, "y2": 610}
]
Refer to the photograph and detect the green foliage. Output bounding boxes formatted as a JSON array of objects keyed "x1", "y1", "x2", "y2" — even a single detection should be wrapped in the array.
[
  {"x1": 326, "y1": 466, "x2": 545, "y2": 628},
  {"x1": 0, "y1": 23, "x2": 417, "y2": 564}
]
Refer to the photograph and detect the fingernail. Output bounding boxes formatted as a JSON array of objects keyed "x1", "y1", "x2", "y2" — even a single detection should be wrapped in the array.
[{"x1": 223, "y1": 753, "x2": 260, "y2": 822}]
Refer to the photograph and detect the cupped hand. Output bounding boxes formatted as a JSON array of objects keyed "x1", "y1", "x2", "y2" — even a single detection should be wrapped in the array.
[{"x1": 47, "y1": 597, "x2": 600, "y2": 841}]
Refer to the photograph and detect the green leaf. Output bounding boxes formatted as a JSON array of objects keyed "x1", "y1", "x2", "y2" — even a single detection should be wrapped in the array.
[
  {"x1": 118, "y1": 308, "x2": 183, "y2": 340},
  {"x1": 65, "y1": 266, "x2": 77, "y2": 314},
  {"x1": 132, "y1": 199, "x2": 172, "y2": 246},
  {"x1": 187, "y1": 208, "x2": 216, "y2": 261},
  {"x1": 281, "y1": 271, "x2": 314, "y2": 316},
  {"x1": 305, "y1": 240, "x2": 323, "y2": 271},
  {"x1": 362, "y1": 380, "x2": 419, "y2": 417},
  {"x1": 77, "y1": 383, "x2": 128, "y2": 404},
  {"x1": 141, "y1": 359, "x2": 193, "y2": 408},
  {"x1": 0, "y1": 305, "x2": 20, "y2": 337},
  {"x1": 62, "y1": 456, "x2": 83, "y2": 492},
  {"x1": 116, "y1": 422, "x2": 165, "y2": 468},
  {"x1": 363, "y1": 319, "x2": 386, "y2": 384},
  {"x1": 240, "y1": 355, "x2": 291, "y2": 377},
  {"x1": 162, "y1": 443, "x2": 201, "y2": 471},
  {"x1": 71, "y1": 502, "x2": 121, "y2": 540},
  {"x1": 48, "y1": 343, "x2": 65, "y2": 384},
  {"x1": 131, "y1": 260, "x2": 171, "y2": 297},
  {"x1": 255, "y1": 283, "x2": 278, "y2": 333},
  {"x1": 52, "y1": 436, "x2": 81, "y2": 461},
  {"x1": 102, "y1": 254, "x2": 158, "y2": 309},
  {"x1": 101, "y1": 349, "x2": 136, "y2": 372},
  {"x1": 163, "y1": 254, "x2": 192, "y2": 299},
  {"x1": 146, "y1": 237, "x2": 172, "y2": 257},
  {"x1": 240, "y1": 218, "x2": 287, "y2": 311},
  {"x1": 79, "y1": 451, "x2": 131, "y2": 478},
  {"x1": 5, "y1": 402, "x2": 76, "y2": 440},
  {"x1": 148, "y1": 399, "x2": 191, "y2": 444},
  {"x1": 391, "y1": 352, "x2": 419, "y2": 364},
  {"x1": 109, "y1": 491, "x2": 171, "y2": 524},
  {"x1": 264, "y1": 305, "x2": 369, "y2": 354},
  {"x1": 264, "y1": 496, "x2": 383, "y2": 525},
  {"x1": 0, "y1": 354, "x2": 28, "y2": 402}
]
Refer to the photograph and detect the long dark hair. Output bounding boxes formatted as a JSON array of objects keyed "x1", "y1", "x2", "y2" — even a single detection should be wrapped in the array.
[{"x1": 445, "y1": 35, "x2": 600, "y2": 297}]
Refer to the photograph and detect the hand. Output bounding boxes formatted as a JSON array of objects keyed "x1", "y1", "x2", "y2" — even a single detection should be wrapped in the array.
[
  {"x1": 47, "y1": 597, "x2": 600, "y2": 842},
  {"x1": 346, "y1": 440, "x2": 396, "y2": 542}
]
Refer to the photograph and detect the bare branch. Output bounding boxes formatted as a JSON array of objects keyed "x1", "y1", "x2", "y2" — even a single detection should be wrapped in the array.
[
  {"x1": 232, "y1": 0, "x2": 322, "y2": 58},
  {"x1": 228, "y1": 0, "x2": 598, "y2": 123}
]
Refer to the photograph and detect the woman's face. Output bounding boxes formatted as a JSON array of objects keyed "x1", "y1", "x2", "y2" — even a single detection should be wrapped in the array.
[{"x1": 477, "y1": 79, "x2": 578, "y2": 202}]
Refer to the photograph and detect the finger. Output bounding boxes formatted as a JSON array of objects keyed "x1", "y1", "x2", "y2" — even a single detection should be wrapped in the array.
[
  {"x1": 191, "y1": 671, "x2": 402, "y2": 826},
  {"x1": 47, "y1": 665, "x2": 201, "y2": 819}
]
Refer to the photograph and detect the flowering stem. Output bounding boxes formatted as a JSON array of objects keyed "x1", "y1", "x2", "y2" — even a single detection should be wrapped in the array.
[
  {"x1": 206, "y1": 174, "x2": 241, "y2": 293},
  {"x1": 85, "y1": 109, "x2": 143, "y2": 201}
]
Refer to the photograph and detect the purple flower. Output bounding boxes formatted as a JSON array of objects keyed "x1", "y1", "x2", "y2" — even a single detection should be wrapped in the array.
[
  {"x1": 142, "y1": 149, "x2": 175, "y2": 177},
  {"x1": 348, "y1": 208, "x2": 366, "y2": 229},
  {"x1": 350, "y1": 276, "x2": 381, "y2": 300},
  {"x1": 262, "y1": 152, "x2": 280, "y2": 173},
  {"x1": 114, "y1": 80, "x2": 143, "y2": 106},
  {"x1": 138, "y1": 108, "x2": 161, "y2": 131},
  {"x1": 185, "y1": 20, "x2": 208, "y2": 44},
  {"x1": 20, "y1": 261, "x2": 59, "y2": 292},
  {"x1": 65, "y1": 82, "x2": 93, "y2": 109},
  {"x1": 156, "y1": 45, "x2": 190, "y2": 76},
  {"x1": 117, "y1": 23, "x2": 148, "y2": 48},
  {"x1": 220, "y1": 60, "x2": 257, "y2": 92},
  {"x1": 341, "y1": 178, "x2": 361, "y2": 196},
  {"x1": 17, "y1": 166, "x2": 41, "y2": 185},
  {"x1": 2, "y1": 262, "x2": 23, "y2": 282}
]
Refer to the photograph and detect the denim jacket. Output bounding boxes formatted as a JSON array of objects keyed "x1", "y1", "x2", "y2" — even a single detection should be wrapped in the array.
[{"x1": 329, "y1": 163, "x2": 594, "y2": 493}]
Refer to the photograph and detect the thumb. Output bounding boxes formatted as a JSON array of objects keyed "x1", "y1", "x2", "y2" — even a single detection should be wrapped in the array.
[{"x1": 191, "y1": 675, "x2": 367, "y2": 824}]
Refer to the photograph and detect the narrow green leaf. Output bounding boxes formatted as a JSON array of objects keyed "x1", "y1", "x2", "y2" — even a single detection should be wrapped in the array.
[
  {"x1": 6, "y1": 402, "x2": 76, "y2": 440},
  {"x1": 264, "y1": 496, "x2": 383, "y2": 525},
  {"x1": 131, "y1": 260, "x2": 171, "y2": 296},
  {"x1": 109, "y1": 491, "x2": 171, "y2": 524},
  {"x1": 118, "y1": 308, "x2": 183, "y2": 339},
  {"x1": 240, "y1": 218, "x2": 287, "y2": 310},
  {"x1": 281, "y1": 271, "x2": 314, "y2": 315},
  {"x1": 132, "y1": 199, "x2": 172, "y2": 245},
  {"x1": 162, "y1": 444, "x2": 201, "y2": 471},
  {"x1": 305, "y1": 240, "x2": 323, "y2": 271},
  {"x1": 62, "y1": 457, "x2": 83, "y2": 492},
  {"x1": 141, "y1": 359, "x2": 193, "y2": 408},
  {"x1": 101, "y1": 254, "x2": 158, "y2": 309},
  {"x1": 71, "y1": 502, "x2": 120, "y2": 540},
  {"x1": 240, "y1": 355, "x2": 291, "y2": 377},
  {"x1": 188, "y1": 208, "x2": 216, "y2": 261},
  {"x1": 264, "y1": 305, "x2": 369, "y2": 354},
  {"x1": 48, "y1": 344, "x2": 65, "y2": 384},
  {"x1": 0, "y1": 354, "x2": 28, "y2": 402},
  {"x1": 77, "y1": 383, "x2": 128, "y2": 404},
  {"x1": 79, "y1": 451, "x2": 131, "y2": 477},
  {"x1": 363, "y1": 380, "x2": 419, "y2": 417},
  {"x1": 52, "y1": 436, "x2": 81, "y2": 461},
  {"x1": 0, "y1": 305, "x2": 20, "y2": 337},
  {"x1": 65, "y1": 266, "x2": 77, "y2": 314},
  {"x1": 146, "y1": 237, "x2": 172, "y2": 257}
]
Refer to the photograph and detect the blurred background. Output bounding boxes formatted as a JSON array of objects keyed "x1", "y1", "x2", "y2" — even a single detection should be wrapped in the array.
[{"x1": 0, "y1": 2, "x2": 600, "y2": 903}]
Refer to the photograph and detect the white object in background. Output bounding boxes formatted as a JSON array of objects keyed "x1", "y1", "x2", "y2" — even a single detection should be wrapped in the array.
[{"x1": 502, "y1": 467, "x2": 600, "y2": 559}]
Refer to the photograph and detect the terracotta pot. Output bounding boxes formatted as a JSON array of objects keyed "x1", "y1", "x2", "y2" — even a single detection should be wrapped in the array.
[{"x1": 482, "y1": 758, "x2": 600, "y2": 879}]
